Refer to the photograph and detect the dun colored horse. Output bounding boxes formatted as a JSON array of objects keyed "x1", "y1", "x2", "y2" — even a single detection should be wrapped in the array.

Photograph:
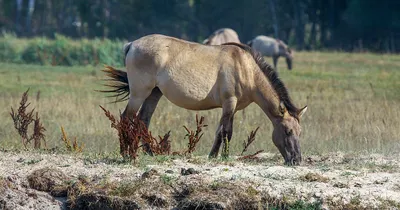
[
  {"x1": 203, "y1": 28, "x2": 241, "y2": 45},
  {"x1": 103, "y1": 34, "x2": 307, "y2": 165},
  {"x1": 248, "y1": 35, "x2": 293, "y2": 70}
]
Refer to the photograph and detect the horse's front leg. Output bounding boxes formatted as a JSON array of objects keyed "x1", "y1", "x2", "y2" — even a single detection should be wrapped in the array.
[
  {"x1": 273, "y1": 56, "x2": 279, "y2": 71},
  {"x1": 209, "y1": 97, "x2": 237, "y2": 158}
]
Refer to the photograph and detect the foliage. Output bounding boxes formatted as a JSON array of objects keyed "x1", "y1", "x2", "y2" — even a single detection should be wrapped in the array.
[
  {"x1": 0, "y1": 38, "x2": 18, "y2": 63},
  {"x1": 1, "y1": 35, "x2": 124, "y2": 66},
  {"x1": 1, "y1": 0, "x2": 400, "y2": 53}
]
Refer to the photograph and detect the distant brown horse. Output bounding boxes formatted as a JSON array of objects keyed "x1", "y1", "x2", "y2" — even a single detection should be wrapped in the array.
[
  {"x1": 248, "y1": 35, "x2": 293, "y2": 70},
  {"x1": 103, "y1": 34, "x2": 307, "y2": 165},
  {"x1": 203, "y1": 28, "x2": 241, "y2": 45}
]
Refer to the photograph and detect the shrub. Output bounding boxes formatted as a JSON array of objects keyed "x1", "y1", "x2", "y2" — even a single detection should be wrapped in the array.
[
  {"x1": 0, "y1": 39, "x2": 18, "y2": 62},
  {"x1": 2, "y1": 34, "x2": 125, "y2": 66}
]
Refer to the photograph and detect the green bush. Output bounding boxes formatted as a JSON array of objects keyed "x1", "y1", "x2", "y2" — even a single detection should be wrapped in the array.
[
  {"x1": 1, "y1": 34, "x2": 125, "y2": 66},
  {"x1": 0, "y1": 39, "x2": 19, "y2": 63}
]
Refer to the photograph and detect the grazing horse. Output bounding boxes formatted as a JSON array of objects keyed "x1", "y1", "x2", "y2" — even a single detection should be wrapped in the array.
[
  {"x1": 248, "y1": 35, "x2": 293, "y2": 70},
  {"x1": 203, "y1": 28, "x2": 241, "y2": 45},
  {"x1": 103, "y1": 34, "x2": 307, "y2": 165}
]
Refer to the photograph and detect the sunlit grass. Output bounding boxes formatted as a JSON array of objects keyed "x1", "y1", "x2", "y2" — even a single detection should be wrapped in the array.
[{"x1": 1, "y1": 51, "x2": 399, "y2": 156}]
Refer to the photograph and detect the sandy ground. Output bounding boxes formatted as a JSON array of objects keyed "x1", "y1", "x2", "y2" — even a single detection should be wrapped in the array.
[{"x1": 0, "y1": 151, "x2": 400, "y2": 209}]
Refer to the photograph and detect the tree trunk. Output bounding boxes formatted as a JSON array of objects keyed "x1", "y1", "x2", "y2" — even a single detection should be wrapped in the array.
[
  {"x1": 103, "y1": 0, "x2": 109, "y2": 38},
  {"x1": 318, "y1": 0, "x2": 327, "y2": 48},
  {"x1": 308, "y1": 0, "x2": 317, "y2": 50},
  {"x1": 268, "y1": 0, "x2": 279, "y2": 38},
  {"x1": 328, "y1": 0, "x2": 335, "y2": 47},
  {"x1": 26, "y1": 0, "x2": 35, "y2": 36},
  {"x1": 292, "y1": 0, "x2": 304, "y2": 50},
  {"x1": 390, "y1": 32, "x2": 395, "y2": 53},
  {"x1": 0, "y1": 0, "x2": 3, "y2": 17},
  {"x1": 16, "y1": 0, "x2": 23, "y2": 35}
]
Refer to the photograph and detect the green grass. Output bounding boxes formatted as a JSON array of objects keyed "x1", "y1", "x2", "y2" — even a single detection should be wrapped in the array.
[{"x1": 1, "y1": 51, "x2": 399, "y2": 156}]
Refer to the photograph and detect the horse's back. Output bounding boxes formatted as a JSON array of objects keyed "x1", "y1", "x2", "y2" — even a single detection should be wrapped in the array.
[
  {"x1": 125, "y1": 34, "x2": 254, "y2": 110},
  {"x1": 208, "y1": 28, "x2": 241, "y2": 45},
  {"x1": 251, "y1": 35, "x2": 278, "y2": 57}
]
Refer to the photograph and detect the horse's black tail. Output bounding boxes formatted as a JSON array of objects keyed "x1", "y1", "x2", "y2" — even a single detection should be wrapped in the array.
[{"x1": 99, "y1": 65, "x2": 130, "y2": 103}]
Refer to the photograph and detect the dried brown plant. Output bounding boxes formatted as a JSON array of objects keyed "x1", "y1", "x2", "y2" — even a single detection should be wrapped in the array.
[
  {"x1": 182, "y1": 114, "x2": 207, "y2": 155},
  {"x1": 32, "y1": 113, "x2": 46, "y2": 149},
  {"x1": 237, "y1": 150, "x2": 264, "y2": 161},
  {"x1": 240, "y1": 127, "x2": 260, "y2": 155},
  {"x1": 10, "y1": 89, "x2": 46, "y2": 149},
  {"x1": 100, "y1": 105, "x2": 141, "y2": 160},
  {"x1": 60, "y1": 126, "x2": 84, "y2": 153},
  {"x1": 100, "y1": 106, "x2": 172, "y2": 160},
  {"x1": 238, "y1": 127, "x2": 263, "y2": 161},
  {"x1": 156, "y1": 131, "x2": 171, "y2": 155}
]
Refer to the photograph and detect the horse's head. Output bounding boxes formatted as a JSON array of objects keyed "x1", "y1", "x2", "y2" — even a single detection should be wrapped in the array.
[
  {"x1": 272, "y1": 102, "x2": 307, "y2": 165},
  {"x1": 277, "y1": 40, "x2": 293, "y2": 70}
]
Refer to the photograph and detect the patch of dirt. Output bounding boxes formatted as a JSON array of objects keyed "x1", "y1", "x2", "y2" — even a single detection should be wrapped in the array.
[
  {"x1": 27, "y1": 167, "x2": 68, "y2": 192},
  {"x1": 0, "y1": 151, "x2": 400, "y2": 209}
]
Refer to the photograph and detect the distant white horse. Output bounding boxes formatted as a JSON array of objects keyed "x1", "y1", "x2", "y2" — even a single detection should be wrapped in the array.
[
  {"x1": 248, "y1": 35, "x2": 293, "y2": 70},
  {"x1": 203, "y1": 28, "x2": 241, "y2": 45}
]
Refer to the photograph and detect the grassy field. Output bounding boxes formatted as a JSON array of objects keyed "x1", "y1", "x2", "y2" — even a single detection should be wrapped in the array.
[{"x1": 1, "y1": 51, "x2": 399, "y2": 156}]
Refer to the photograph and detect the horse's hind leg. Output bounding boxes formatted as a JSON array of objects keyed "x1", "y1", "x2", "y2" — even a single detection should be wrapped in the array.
[
  {"x1": 121, "y1": 86, "x2": 155, "y2": 155},
  {"x1": 138, "y1": 87, "x2": 163, "y2": 128},
  {"x1": 209, "y1": 97, "x2": 237, "y2": 158},
  {"x1": 138, "y1": 88, "x2": 162, "y2": 154}
]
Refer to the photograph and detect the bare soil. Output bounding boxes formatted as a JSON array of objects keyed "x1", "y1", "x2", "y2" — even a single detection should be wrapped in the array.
[{"x1": 0, "y1": 151, "x2": 400, "y2": 209}]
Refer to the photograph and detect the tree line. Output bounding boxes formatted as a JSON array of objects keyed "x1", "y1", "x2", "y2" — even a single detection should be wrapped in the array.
[{"x1": 0, "y1": 0, "x2": 399, "y2": 53}]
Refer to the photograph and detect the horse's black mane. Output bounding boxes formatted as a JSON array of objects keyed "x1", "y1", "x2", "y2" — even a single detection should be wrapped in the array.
[{"x1": 222, "y1": 42, "x2": 299, "y2": 118}]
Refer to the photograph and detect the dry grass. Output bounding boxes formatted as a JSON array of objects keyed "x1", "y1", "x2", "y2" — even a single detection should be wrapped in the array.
[
  {"x1": 1, "y1": 51, "x2": 400, "y2": 156},
  {"x1": 300, "y1": 172, "x2": 330, "y2": 183}
]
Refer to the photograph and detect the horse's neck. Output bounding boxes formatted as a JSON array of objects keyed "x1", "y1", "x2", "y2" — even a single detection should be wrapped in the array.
[
  {"x1": 278, "y1": 47, "x2": 287, "y2": 57},
  {"x1": 253, "y1": 74, "x2": 280, "y2": 124}
]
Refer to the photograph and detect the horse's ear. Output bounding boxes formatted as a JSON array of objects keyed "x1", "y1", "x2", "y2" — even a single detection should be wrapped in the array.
[
  {"x1": 279, "y1": 102, "x2": 287, "y2": 115},
  {"x1": 202, "y1": 39, "x2": 209, "y2": 44},
  {"x1": 298, "y1": 106, "x2": 308, "y2": 119}
]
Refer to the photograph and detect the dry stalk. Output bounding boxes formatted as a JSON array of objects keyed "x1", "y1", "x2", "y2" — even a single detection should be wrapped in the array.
[
  {"x1": 32, "y1": 113, "x2": 46, "y2": 149},
  {"x1": 182, "y1": 114, "x2": 207, "y2": 155},
  {"x1": 156, "y1": 131, "x2": 171, "y2": 155},
  {"x1": 10, "y1": 89, "x2": 46, "y2": 149},
  {"x1": 60, "y1": 126, "x2": 84, "y2": 153},
  {"x1": 237, "y1": 150, "x2": 264, "y2": 161},
  {"x1": 240, "y1": 127, "x2": 260, "y2": 155}
]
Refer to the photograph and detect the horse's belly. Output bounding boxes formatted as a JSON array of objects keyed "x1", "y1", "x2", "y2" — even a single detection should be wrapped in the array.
[{"x1": 156, "y1": 71, "x2": 220, "y2": 110}]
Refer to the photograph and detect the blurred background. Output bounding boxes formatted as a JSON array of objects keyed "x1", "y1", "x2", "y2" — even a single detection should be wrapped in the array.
[{"x1": 1, "y1": 0, "x2": 400, "y2": 53}]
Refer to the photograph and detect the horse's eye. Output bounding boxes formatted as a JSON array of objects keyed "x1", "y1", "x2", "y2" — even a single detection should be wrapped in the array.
[{"x1": 285, "y1": 129, "x2": 293, "y2": 136}]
